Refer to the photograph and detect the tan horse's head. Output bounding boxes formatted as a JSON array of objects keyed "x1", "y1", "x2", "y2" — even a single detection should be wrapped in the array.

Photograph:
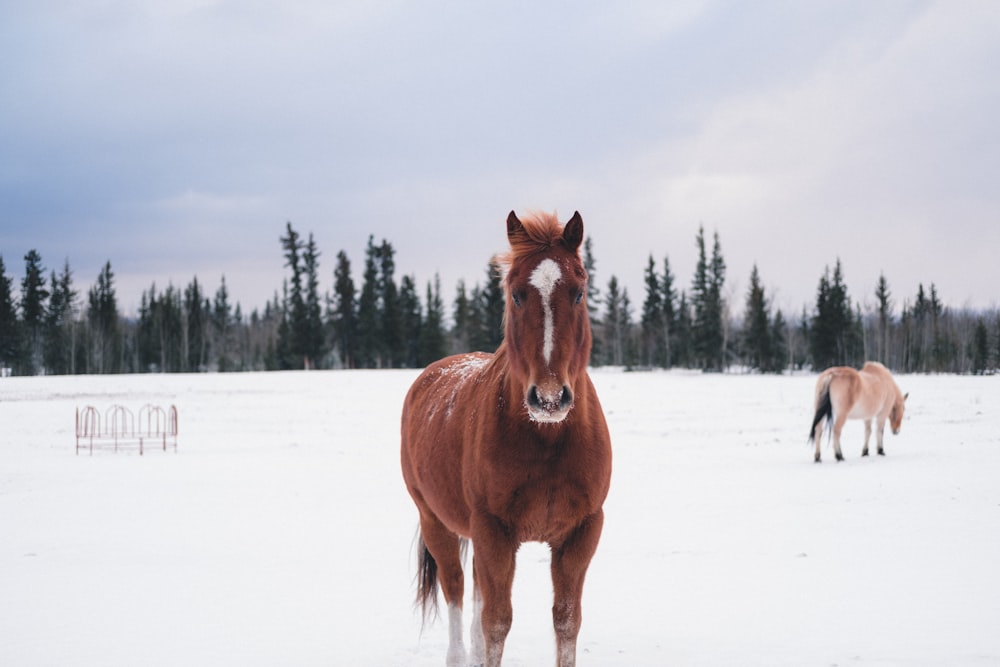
[
  {"x1": 500, "y1": 210, "x2": 590, "y2": 424},
  {"x1": 890, "y1": 391, "x2": 909, "y2": 434}
]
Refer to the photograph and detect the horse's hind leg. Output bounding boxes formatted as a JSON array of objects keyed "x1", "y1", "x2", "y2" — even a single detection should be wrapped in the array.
[
  {"x1": 419, "y1": 513, "x2": 468, "y2": 667},
  {"x1": 813, "y1": 422, "x2": 823, "y2": 463},
  {"x1": 832, "y1": 414, "x2": 847, "y2": 462},
  {"x1": 862, "y1": 419, "x2": 872, "y2": 456},
  {"x1": 876, "y1": 415, "x2": 887, "y2": 456}
]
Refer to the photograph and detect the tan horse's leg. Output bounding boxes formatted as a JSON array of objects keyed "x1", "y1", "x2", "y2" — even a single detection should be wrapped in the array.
[
  {"x1": 875, "y1": 414, "x2": 888, "y2": 456},
  {"x1": 832, "y1": 413, "x2": 848, "y2": 462},
  {"x1": 471, "y1": 513, "x2": 517, "y2": 667},
  {"x1": 861, "y1": 419, "x2": 872, "y2": 456},
  {"x1": 813, "y1": 420, "x2": 824, "y2": 463},
  {"x1": 551, "y1": 511, "x2": 605, "y2": 667},
  {"x1": 419, "y1": 513, "x2": 468, "y2": 667}
]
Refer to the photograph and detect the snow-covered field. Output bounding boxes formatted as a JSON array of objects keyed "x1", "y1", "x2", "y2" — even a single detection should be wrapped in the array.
[{"x1": 2, "y1": 368, "x2": 998, "y2": 666}]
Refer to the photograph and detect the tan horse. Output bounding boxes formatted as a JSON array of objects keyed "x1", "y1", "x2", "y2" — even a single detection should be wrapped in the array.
[
  {"x1": 808, "y1": 361, "x2": 907, "y2": 463},
  {"x1": 401, "y1": 211, "x2": 612, "y2": 667}
]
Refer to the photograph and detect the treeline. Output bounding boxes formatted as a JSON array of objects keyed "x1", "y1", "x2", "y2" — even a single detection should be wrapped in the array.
[{"x1": 2, "y1": 223, "x2": 1000, "y2": 376}]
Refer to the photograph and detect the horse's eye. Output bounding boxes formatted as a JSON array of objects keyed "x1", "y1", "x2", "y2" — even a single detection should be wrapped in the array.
[
  {"x1": 574, "y1": 290, "x2": 583, "y2": 305},
  {"x1": 511, "y1": 291, "x2": 523, "y2": 307}
]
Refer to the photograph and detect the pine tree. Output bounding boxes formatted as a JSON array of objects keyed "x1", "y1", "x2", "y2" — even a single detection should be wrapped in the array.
[
  {"x1": 690, "y1": 227, "x2": 726, "y2": 371},
  {"x1": 87, "y1": 261, "x2": 120, "y2": 373},
  {"x1": 184, "y1": 277, "x2": 207, "y2": 371},
  {"x1": 280, "y1": 222, "x2": 309, "y2": 369},
  {"x1": 0, "y1": 256, "x2": 21, "y2": 373},
  {"x1": 419, "y1": 274, "x2": 448, "y2": 366},
  {"x1": 583, "y1": 236, "x2": 602, "y2": 366},
  {"x1": 378, "y1": 240, "x2": 404, "y2": 368},
  {"x1": 971, "y1": 318, "x2": 989, "y2": 375},
  {"x1": 303, "y1": 234, "x2": 324, "y2": 369},
  {"x1": 331, "y1": 250, "x2": 358, "y2": 368},
  {"x1": 674, "y1": 291, "x2": 693, "y2": 368},
  {"x1": 769, "y1": 309, "x2": 788, "y2": 373},
  {"x1": 356, "y1": 237, "x2": 380, "y2": 368},
  {"x1": 743, "y1": 264, "x2": 772, "y2": 372},
  {"x1": 603, "y1": 276, "x2": 624, "y2": 366},
  {"x1": 874, "y1": 273, "x2": 893, "y2": 366},
  {"x1": 20, "y1": 249, "x2": 49, "y2": 373},
  {"x1": 640, "y1": 255, "x2": 664, "y2": 368},
  {"x1": 661, "y1": 256, "x2": 677, "y2": 368},
  {"x1": 399, "y1": 274, "x2": 422, "y2": 368},
  {"x1": 213, "y1": 276, "x2": 234, "y2": 371},
  {"x1": 451, "y1": 279, "x2": 473, "y2": 354},
  {"x1": 43, "y1": 260, "x2": 77, "y2": 375},
  {"x1": 473, "y1": 259, "x2": 504, "y2": 352},
  {"x1": 810, "y1": 260, "x2": 854, "y2": 370}
]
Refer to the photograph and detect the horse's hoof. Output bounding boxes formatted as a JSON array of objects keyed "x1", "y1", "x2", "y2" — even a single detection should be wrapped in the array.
[
  {"x1": 861, "y1": 450, "x2": 869, "y2": 457},
  {"x1": 835, "y1": 453, "x2": 844, "y2": 462},
  {"x1": 877, "y1": 450, "x2": 885, "y2": 456}
]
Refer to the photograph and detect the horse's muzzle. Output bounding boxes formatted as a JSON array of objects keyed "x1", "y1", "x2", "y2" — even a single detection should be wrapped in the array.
[{"x1": 526, "y1": 383, "x2": 573, "y2": 423}]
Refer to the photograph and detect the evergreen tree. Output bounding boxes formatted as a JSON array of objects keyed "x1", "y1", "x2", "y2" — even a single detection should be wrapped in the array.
[
  {"x1": 640, "y1": 255, "x2": 664, "y2": 367},
  {"x1": 356, "y1": 236, "x2": 380, "y2": 368},
  {"x1": 331, "y1": 250, "x2": 358, "y2": 368},
  {"x1": 661, "y1": 256, "x2": 677, "y2": 368},
  {"x1": 379, "y1": 240, "x2": 404, "y2": 368},
  {"x1": 690, "y1": 227, "x2": 726, "y2": 371},
  {"x1": 583, "y1": 236, "x2": 602, "y2": 366},
  {"x1": 303, "y1": 234, "x2": 324, "y2": 368},
  {"x1": 769, "y1": 309, "x2": 788, "y2": 373},
  {"x1": 184, "y1": 277, "x2": 207, "y2": 371},
  {"x1": 0, "y1": 256, "x2": 21, "y2": 373},
  {"x1": 473, "y1": 259, "x2": 504, "y2": 352},
  {"x1": 280, "y1": 222, "x2": 309, "y2": 369},
  {"x1": 451, "y1": 279, "x2": 473, "y2": 354},
  {"x1": 810, "y1": 260, "x2": 854, "y2": 370},
  {"x1": 603, "y1": 275, "x2": 624, "y2": 366},
  {"x1": 419, "y1": 274, "x2": 448, "y2": 366},
  {"x1": 971, "y1": 318, "x2": 990, "y2": 375},
  {"x1": 87, "y1": 261, "x2": 120, "y2": 373},
  {"x1": 874, "y1": 273, "x2": 893, "y2": 366},
  {"x1": 399, "y1": 274, "x2": 422, "y2": 368},
  {"x1": 674, "y1": 291, "x2": 693, "y2": 368},
  {"x1": 743, "y1": 264, "x2": 772, "y2": 372},
  {"x1": 43, "y1": 260, "x2": 77, "y2": 375},
  {"x1": 20, "y1": 250, "x2": 49, "y2": 373},
  {"x1": 213, "y1": 276, "x2": 234, "y2": 371}
]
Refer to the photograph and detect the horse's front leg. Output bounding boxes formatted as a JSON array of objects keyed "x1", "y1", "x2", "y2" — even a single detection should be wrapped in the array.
[
  {"x1": 551, "y1": 511, "x2": 605, "y2": 667},
  {"x1": 876, "y1": 415, "x2": 887, "y2": 456},
  {"x1": 471, "y1": 513, "x2": 516, "y2": 667},
  {"x1": 862, "y1": 419, "x2": 872, "y2": 456}
]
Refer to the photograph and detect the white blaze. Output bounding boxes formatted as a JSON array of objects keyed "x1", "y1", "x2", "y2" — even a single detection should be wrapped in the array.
[{"x1": 529, "y1": 258, "x2": 562, "y2": 365}]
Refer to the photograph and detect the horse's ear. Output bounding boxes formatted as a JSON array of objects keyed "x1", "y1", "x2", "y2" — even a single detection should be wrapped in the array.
[
  {"x1": 563, "y1": 211, "x2": 584, "y2": 251},
  {"x1": 507, "y1": 210, "x2": 525, "y2": 244},
  {"x1": 903, "y1": 392, "x2": 909, "y2": 402}
]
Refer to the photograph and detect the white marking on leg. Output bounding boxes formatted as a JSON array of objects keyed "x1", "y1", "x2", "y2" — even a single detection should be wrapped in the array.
[
  {"x1": 446, "y1": 602, "x2": 466, "y2": 667},
  {"x1": 470, "y1": 585, "x2": 485, "y2": 666},
  {"x1": 529, "y1": 258, "x2": 562, "y2": 365}
]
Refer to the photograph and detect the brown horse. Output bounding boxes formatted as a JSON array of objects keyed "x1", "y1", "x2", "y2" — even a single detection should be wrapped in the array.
[
  {"x1": 808, "y1": 361, "x2": 908, "y2": 462},
  {"x1": 401, "y1": 211, "x2": 612, "y2": 667}
]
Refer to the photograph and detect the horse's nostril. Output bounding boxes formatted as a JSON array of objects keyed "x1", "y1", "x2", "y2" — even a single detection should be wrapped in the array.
[
  {"x1": 527, "y1": 385, "x2": 541, "y2": 409},
  {"x1": 560, "y1": 385, "x2": 573, "y2": 409}
]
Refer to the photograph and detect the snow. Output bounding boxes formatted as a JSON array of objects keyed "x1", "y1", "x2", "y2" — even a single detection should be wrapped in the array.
[{"x1": 2, "y1": 369, "x2": 998, "y2": 666}]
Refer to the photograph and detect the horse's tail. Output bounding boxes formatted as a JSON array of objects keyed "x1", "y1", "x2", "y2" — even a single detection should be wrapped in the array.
[
  {"x1": 415, "y1": 534, "x2": 440, "y2": 626},
  {"x1": 809, "y1": 375, "x2": 834, "y2": 442}
]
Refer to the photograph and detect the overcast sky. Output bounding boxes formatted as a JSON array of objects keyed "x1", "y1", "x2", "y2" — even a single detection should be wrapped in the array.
[{"x1": 2, "y1": 0, "x2": 998, "y2": 320}]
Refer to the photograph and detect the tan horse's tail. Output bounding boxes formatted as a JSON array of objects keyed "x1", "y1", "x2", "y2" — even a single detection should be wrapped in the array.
[{"x1": 809, "y1": 374, "x2": 834, "y2": 442}]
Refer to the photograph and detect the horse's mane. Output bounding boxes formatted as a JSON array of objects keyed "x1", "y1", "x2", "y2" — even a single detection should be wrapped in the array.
[{"x1": 494, "y1": 211, "x2": 570, "y2": 279}]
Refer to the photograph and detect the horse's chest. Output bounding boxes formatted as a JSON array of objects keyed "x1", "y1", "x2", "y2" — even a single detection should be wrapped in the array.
[{"x1": 488, "y1": 464, "x2": 593, "y2": 543}]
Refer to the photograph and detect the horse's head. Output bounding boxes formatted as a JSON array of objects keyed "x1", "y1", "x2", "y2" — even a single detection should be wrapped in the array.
[
  {"x1": 501, "y1": 211, "x2": 590, "y2": 424},
  {"x1": 890, "y1": 391, "x2": 908, "y2": 435}
]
